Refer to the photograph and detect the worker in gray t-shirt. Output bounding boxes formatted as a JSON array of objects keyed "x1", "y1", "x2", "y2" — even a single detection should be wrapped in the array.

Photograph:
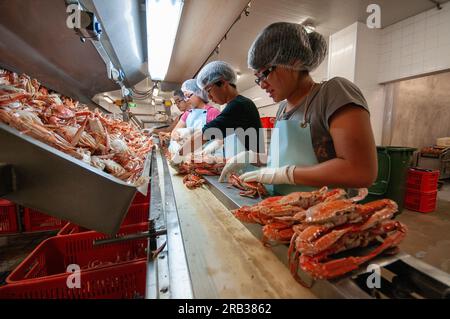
[{"x1": 219, "y1": 22, "x2": 377, "y2": 195}]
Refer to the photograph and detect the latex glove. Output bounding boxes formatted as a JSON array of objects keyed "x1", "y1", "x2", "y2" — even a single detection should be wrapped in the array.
[
  {"x1": 201, "y1": 139, "x2": 224, "y2": 155},
  {"x1": 178, "y1": 128, "x2": 193, "y2": 141},
  {"x1": 170, "y1": 151, "x2": 188, "y2": 166},
  {"x1": 171, "y1": 127, "x2": 192, "y2": 142},
  {"x1": 239, "y1": 165, "x2": 296, "y2": 185},
  {"x1": 218, "y1": 150, "x2": 260, "y2": 183}
]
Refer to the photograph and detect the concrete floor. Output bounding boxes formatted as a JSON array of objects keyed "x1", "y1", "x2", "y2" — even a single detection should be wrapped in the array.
[
  {"x1": 397, "y1": 182, "x2": 450, "y2": 274},
  {"x1": 0, "y1": 231, "x2": 55, "y2": 284}
]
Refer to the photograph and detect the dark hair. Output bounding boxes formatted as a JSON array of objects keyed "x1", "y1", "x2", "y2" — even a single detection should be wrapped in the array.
[{"x1": 173, "y1": 89, "x2": 185, "y2": 99}]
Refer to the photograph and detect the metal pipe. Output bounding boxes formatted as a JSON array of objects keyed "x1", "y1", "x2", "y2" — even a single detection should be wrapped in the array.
[{"x1": 93, "y1": 229, "x2": 167, "y2": 246}]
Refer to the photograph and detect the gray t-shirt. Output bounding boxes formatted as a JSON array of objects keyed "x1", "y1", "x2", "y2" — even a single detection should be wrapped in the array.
[{"x1": 276, "y1": 77, "x2": 369, "y2": 163}]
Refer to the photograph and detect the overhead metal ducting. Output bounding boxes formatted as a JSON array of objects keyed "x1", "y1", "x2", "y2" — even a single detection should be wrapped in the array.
[
  {"x1": 0, "y1": 0, "x2": 149, "y2": 105},
  {"x1": 0, "y1": 0, "x2": 116, "y2": 104}
]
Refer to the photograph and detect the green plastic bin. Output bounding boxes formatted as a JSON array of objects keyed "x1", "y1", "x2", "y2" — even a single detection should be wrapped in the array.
[{"x1": 365, "y1": 146, "x2": 417, "y2": 214}]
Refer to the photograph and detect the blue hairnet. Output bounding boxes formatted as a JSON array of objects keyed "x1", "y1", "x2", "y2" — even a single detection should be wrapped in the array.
[
  {"x1": 248, "y1": 22, "x2": 327, "y2": 72},
  {"x1": 196, "y1": 61, "x2": 237, "y2": 89},
  {"x1": 181, "y1": 79, "x2": 209, "y2": 102}
]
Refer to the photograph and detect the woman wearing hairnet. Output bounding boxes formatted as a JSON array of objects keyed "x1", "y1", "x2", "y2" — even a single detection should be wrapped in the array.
[
  {"x1": 220, "y1": 22, "x2": 377, "y2": 193},
  {"x1": 151, "y1": 89, "x2": 190, "y2": 136},
  {"x1": 178, "y1": 61, "x2": 263, "y2": 158},
  {"x1": 169, "y1": 79, "x2": 220, "y2": 154}
]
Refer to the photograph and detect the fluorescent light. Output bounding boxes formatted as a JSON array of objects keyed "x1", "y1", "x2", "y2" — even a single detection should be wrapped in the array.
[
  {"x1": 252, "y1": 97, "x2": 262, "y2": 102},
  {"x1": 152, "y1": 88, "x2": 159, "y2": 97},
  {"x1": 146, "y1": 0, "x2": 184, "y2": 81},
  {"x1": 304, "y1": 25, "x2": 316, "y2": 34},
  {"x1": 103, "y1": 96, "x2": 114, "y2": 103}
]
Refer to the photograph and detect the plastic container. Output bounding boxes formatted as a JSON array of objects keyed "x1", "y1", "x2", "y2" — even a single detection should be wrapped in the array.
[
  {"x1": 6, "y1": 223, "x2": 148, "y2": 284},
  {"x1": 23, "y1": 208, "x2": 66, "y2": 232},
  {"x1": 366, "y1": 146, "x2": 417, "y2": 213},
  {"x1": 406, "y1": 168, "x2": 439, "y2": 192},
  {"x1": 404, "y1": 189, "x2": 437, "y2": 213},
  {"x1": 0, "y1": 199, "x2": 18, "y2": 234},
  {"x1": 260, "y1": 117, "x2": 276, "y2": 129},
  {"x1": 57, "y1": 203, "x2": 149, "y2": 236},
  {"x1": 0, "y1": 260, "x2": 146, "y2": 299}
]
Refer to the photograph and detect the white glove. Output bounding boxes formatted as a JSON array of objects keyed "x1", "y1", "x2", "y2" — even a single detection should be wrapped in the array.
[
  {"x1": 170, "y1": 151, "x2": 188, "y2": 166},
  {"x1": 218, "y1": 150, "x2": 260, "y2": 183},
  {"x1": 239, "y1": 165, "x2": 296, "y2": 185},
  {"x1": 172, "y1": 127, "x2": 193, "y2": 142},
  {"x1": 178, "y1": 127, "x2": 193, "y2": 140},
  {"x1": 202, "y1": 139, "x2": 224, "y2": 155}
]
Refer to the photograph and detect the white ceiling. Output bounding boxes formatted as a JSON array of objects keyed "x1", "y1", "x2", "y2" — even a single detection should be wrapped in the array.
[
  {"x1": 167, "y1": 0, "x2": 448, "y2": 91},
  {"x1": 102, "y1": 0, "x2": 448, "y2": 118}
]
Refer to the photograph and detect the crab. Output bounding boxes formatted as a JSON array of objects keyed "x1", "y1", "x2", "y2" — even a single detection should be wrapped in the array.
[
  {"x1": 183, "y1": 173, "x2": 206, "y2": 189},
  {"x1": 228, "y1": 173, "x2": 269, "y2": 198},
  {"x1": 288, "y1": 198, "x2": 407, "y2": 284}
]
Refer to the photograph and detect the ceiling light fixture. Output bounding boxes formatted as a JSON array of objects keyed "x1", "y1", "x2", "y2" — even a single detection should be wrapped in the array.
[
  {"x1": 146, "y1": 0, "x2": 184, "y2": 81},
  {"x1": 303, "y1": 24, "x2": 316, "y2": 34},
  {"x1": 103, "y1": 96, "x2": 114, "y2": 104}
]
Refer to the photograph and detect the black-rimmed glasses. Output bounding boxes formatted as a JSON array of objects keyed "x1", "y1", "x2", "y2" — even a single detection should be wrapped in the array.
[{"x1": 255, "y1": 66, "x2": 276, "y2": 85}]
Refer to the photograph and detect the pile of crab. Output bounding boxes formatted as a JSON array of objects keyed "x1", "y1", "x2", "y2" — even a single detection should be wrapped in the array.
[
  {"x1": 0, "y1": 68, "x2": 153, "y2": 186},
  {"x1": 232, "y1": 187, "x2": 407, "y2": 284},
  {"x1": 171, "y1": 154, "x2": 226, "y2": 189}
]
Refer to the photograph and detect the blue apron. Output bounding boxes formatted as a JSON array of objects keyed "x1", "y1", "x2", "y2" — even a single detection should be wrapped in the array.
[
  {"x1": 187, "y1": 107, "x2": 224, "y2": 157},
  {"x1": 267, "y1": 84, "x2": 321, "y2": 195},
  {"x1": 186, "y1": 108, "x2": 208, "y2": 129},
  {"x1": 168, "y1": 109, "x2": 207, "y2": 155},
  {"x1": 223, "y1": 133, "x2": 247, "y2": 159}
]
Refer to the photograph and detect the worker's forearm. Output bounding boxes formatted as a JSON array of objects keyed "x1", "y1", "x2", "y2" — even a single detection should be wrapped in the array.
[
  {"x1": 179, "y1": 132, "x2": 204, "y2": 155},
  {"x1": 293, "y1": 158, "x2": 375, "y2": 188}
]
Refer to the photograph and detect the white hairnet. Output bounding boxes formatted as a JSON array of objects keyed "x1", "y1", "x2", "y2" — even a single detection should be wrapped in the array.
[
  {"x1": 248, "y1": 22, "x2": 327, "y2": 72},
  {"x1": 181, "y1": 79, "x2": 209, "y2": 102},
  {"x1": 196, "y1": 61, "x2": 237, "y2": 89}
]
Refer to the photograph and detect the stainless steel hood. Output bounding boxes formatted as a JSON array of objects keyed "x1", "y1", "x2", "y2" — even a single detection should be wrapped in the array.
[
  {"x1": 82, "y1": 0, "x2": 148, "y2": 86},
  {"x1": 0, "y1": 0, "x2": 149, "y2": 104},
  {"x1": 0, "y1": 0, "x2": 118, "y2": 104}
]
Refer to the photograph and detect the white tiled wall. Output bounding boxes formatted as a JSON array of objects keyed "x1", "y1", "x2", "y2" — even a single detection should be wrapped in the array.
[{"x1": 378, "y1": 2, "x2": 450, "y2": 83}]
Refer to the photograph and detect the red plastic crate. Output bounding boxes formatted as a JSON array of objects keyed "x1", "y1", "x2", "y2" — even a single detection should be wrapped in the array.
[
  {"x1": 57, "y1": 203, "x2": 149, "y2": 236},
  {"x1": 7, "y1": 223, "x2": 148, "y2": 284},
  {"x1": 260, "y1": 117, "x2": 276, "y2": 129},
  {"x1": 132, "y1": 185, "x2": 150, "y2": 205},
  {"x1": 0, "y1": 199, "x2": 18, "y2": 234},
  {"x1": 124, "y1": 203, "x2": 149, "y2": 225},
  {"x1": 406, "y1": 168, "x2": 439, "y2": 192},
  {"x1": 0, "y1": 260, "x2": 146, "y2": 299},
  {"x1": 23, "y1": 208, "x2": 66, "y2": 232},
  {"x1": 404, "y1": 189, "x2": 437, "y2": 213}
]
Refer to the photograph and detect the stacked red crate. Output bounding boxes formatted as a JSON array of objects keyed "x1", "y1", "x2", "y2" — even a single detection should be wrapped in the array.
[
  {"x1": 404, "y1": 168, "x2": 440, "y2": 213},
  {"x1": 23, "y1": 208, "x2": 66, "y2": 232},
  {"x1": 0, "y1": 223, "x2": 148, "y2": 299},
  {"x1": 0, "y1": 199, "x2": 18, "y2": 234}
]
